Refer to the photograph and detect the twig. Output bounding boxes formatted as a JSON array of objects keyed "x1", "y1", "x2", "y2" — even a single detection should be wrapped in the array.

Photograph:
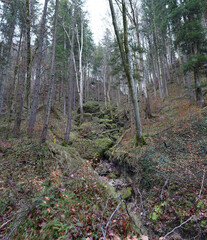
[
  {"x1": 161, "y1": 215, "x2": 195, "y2": 240},
  {"x1": 198, "y1": 168, "x2": 206, "y2": 199},
  {"x1": 5, "y1": 216, "x2": 25, "y2": 240},
  {"x1": 160, "y1": 177, "x2": 169, "y2": 201},
  {"x1": 105, "y1": 200, "x2": 124, "y2": 231},
  {"x1": 101, "y1": 199, "x2": 124, "y2": 239},
  {"x1": 136, "y1": 188, "x2": 146, "y2": 216},
  {"x1": 0, "y1": 218, "x2": 12, "y2": 230},
  {"x1": 4, "y1": 200, "x2": 41, "y2": 240},
  {"x1": 0, "y1": 209, "x2": 29, "y2": 223}
]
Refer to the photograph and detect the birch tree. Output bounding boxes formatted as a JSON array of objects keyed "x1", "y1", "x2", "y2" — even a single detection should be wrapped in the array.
[
  {"x1": 76, "y1": 12, "x2": 84, "y2": 122},
  {"x1": 64, "y1": 1, "x2": 77, "y2": 143}
]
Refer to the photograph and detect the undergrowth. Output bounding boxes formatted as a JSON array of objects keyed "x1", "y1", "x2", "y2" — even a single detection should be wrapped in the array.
[{"x1": 0, "y1": 140, "x2": 137, "y2": 239}]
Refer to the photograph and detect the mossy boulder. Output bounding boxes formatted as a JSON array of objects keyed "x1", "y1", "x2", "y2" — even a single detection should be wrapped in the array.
[
  {"x1": 78, "y1": 122, "x2": 93, "y2": 138},
  {"x1": 82, "y1": 101, "x2": 101, "y2": 113},
  {"x1": 83, "y1": 113, "x2": 93, "y2": 121},
  {"x1": 47, "y1": 142, "x2": 84, "y2": 173},
  {"x1": 96, "y1": 166, "x2": 109, "y2": 176},
  {"x1": 72, "y1": 137, "x2": 113, "y2": 160},
  {"x1": 72, "y1": 138, "x2": 96, "y2": 159},
  {"x1": 94, "y1": 138, "x2": 114, "y2": 158},
  {"x1": 121, "y1": 187, "x2": 132, "y2": 200}
]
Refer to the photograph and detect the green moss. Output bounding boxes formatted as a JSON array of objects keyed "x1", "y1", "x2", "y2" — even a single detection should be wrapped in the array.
[
  {"x1": 61, "y1": 140, "x2": 68, "y2": 147},
  {"x1": 135, "y1": 135, "x2": 146, "y2": 147},
  {"x1": 121, "y1": 187, "x2": 132, "y2": 199},
  {"x1": 96, "y1": 166, "x2": 109, "y2": 176},
  {"x1": 108, "y1": 173, "x2": 117, "y2": 179},
  {"x1": 83, "y1": 113, "x2": 93, "y2": 121},
  {"x1": 47, "y1": 142, "x2": 84, "y2": 172},
  {"x1": 82, "y1": 101, "x2": 101, "y2": 113},
  {"x1": 78, "y1": 122, "x2": 93, "y2": 138},
  {"x1": 94, "y1": 138, "x2": 114, "y2": 158},
  {"x1": 72, "y1": 138, "x2": 95, "y2": 159},
  {"x1": 103, "y1": 115, "x2": 110, "y2": 119}
]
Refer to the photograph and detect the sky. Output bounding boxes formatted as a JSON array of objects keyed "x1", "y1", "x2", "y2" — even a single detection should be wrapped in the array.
[
  {"x1": 39, "y1": 0, "x2": 109, "y2": 44},
  {"x1": 83, "y1": 0, "x2": 109, "y2": 44}
]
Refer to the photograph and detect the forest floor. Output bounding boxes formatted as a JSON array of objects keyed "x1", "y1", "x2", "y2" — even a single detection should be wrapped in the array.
[{"x1": 0, "y1": 84, "x2": 207, "y2": 240}]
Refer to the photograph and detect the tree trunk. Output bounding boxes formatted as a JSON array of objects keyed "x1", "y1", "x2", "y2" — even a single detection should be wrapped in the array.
[
  {"x1": 63, "y1": 90, "x2": 66, "y2": 117},
  {"x1": 193, "y1": 44, "x2": 205, "y2": 107},
  {"x1": 13, "y1": 42, "x2": 27, "y2": 137},
  {"x1": 108, "y1": 0, "x2": 144, "y2": 145},
  {"x1": 183, "y1": 54, "x2": 194, "y2": 104},
  {"x1": 0, "y1": 67, "x2": 7, "y2": 117},
  {"x1": 26, "y1": 0, "x2": 31, "y2": 112},
  {"x1": 77, "y1": 16, "x2": 84, "y2": 122},
  {"x1": 64, "y1": 3, "x2": 77, "y2": 143},
  {"x1": 27, "y1": 0, "x2": 49, "y2": 137},
  {"x1": 0, "y1": 25, "x2": 15, "y2": 117},
  {"x1": 8, "y1": 32, "x2": 23, "y2": 120},
  {"x1": 194, "y1": 69, "x2": 205, "y2": 107},
  {"x1": 41, "y1": 0, "x2": 59, "y2": 143}
]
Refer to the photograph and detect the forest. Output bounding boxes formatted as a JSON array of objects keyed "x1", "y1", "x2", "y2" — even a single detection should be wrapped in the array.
[{"x1": 0, "y1": 0, "x2": 207, "y2": 239}]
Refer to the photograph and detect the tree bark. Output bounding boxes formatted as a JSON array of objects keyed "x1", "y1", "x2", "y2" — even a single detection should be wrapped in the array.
[
  {"x1": 0, "y1": 25, "x2": 15, "y2": 117},
  {"x1": 108, "y1": 0, "x2": 144, "y2": 145},
  {"x1": 183, "y1": 54, "x2": 194, "y2": 104},
  {"x1": 28, "y1": 0, "x2": 49, "y2": 137},
  {"x1": 13, "y1": 42, "x2": 27, "y2": 137},
  {"x1": 194, "y1": 69, "x2": 205, "y2": 107},
  {"x1": 26, "y1": 0, "x2": 31, "y2": 112},
  {"x1": 8, "y1": 31, "x2": 23, "y2": 120},
  {"x1": 64, "y1": 3, "x2": 77, "y2": 143},
  {"x1": 76, "y1": 16, "x2": 84, "y2": 122},
  {"x1": 41, "y1": 0, "x2": 59, "y2": 143}
]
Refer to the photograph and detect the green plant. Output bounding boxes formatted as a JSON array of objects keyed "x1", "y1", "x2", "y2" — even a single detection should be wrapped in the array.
[{"x1": 149, "y1": 202, "x2": 167, "y2": 222}]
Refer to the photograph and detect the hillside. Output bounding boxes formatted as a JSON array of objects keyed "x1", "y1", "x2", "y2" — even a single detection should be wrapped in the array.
[{"x1": 0, "y1": 84, "x2": 206, "y2": 240}]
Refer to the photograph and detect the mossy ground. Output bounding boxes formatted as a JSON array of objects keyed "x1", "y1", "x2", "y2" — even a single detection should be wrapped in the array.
[
  {"x1": 108, "y1": 85, "x2": 207, "y2": 239},
  {"x1": 0, "y1": 85, "x2": 207, "y2": 239},
  {"x1": 0, "y1": 101, "x2": 140, "y2": 239},
  {"x1": 0, "y1": 138, "x2": 139, "y2": 239}
]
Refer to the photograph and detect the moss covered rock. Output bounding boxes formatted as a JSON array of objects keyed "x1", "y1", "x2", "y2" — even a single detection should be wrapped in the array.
[
  {"x1": 82, "y1": 101, "x2": 101, "y2": 113},
  {"x1": 47, "y1": 142, "x2": 84, "y2": 172},
  {"x1": 108, "y1": 173, "x2": 117, "y2": 179},
  {"x1": 121, "y1": 187, "x2": 132, "y2": 200},
  {"x1": 94, "y1": 138, "x2": 114, "y2": 158},
  {"x1": 72, "y1": 137, "x2": 113, "y2": 160},
  {"x1": 78, "y1": 122, "x2": 93, "y2": 138},
  {"x1": 96, "y1": 166, "x2": 109, "y2": 176}
]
